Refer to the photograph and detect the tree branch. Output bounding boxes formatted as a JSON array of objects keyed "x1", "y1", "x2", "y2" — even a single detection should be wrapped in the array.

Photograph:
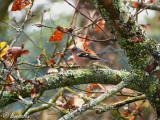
[
  {"x1": 0, "y1": 68, "x2": 136, "y2": 108},
  {"x1": 93, "y1": 0, "x2": 160, "y2": 111},
  {"x1": 96, "y1": 94, "x2": 146, "y2": 114},
  {"x1": 58, "y1": 80, "x2": 128, "y2": 120}
]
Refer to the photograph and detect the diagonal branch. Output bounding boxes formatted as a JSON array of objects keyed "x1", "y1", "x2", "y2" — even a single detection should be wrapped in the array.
[
  {"x1": 96, "y1": 94, "x2": 146, "y2": 114},
  {"x1": 58, "y1": 80, "x2": 128, "y2": 120}
]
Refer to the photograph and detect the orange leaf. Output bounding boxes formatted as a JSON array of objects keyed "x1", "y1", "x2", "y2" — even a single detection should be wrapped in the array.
[
  {"x1": 45, "y1": 58, "x2": 55, "y2": 63},
  {"x1": 94, "y1": 20, "x2": 105, "y2": 31},
  {"x1": 54, "y1": 52, "x2": 59, "y2": 56},
  {"x1": 11, "y1": 0, "x2": 31, "y2": 11},
  {"x1": 90, "y1": 83, "x2": 99, "y2": 87},
  {"x1": 122, "y1": 109, "x2": 131, "y2": 117},
  {"x1": 7, "y1": 75, "x2": 14, "y2": 84},
  {"x1": 132, "y1": 2, "x2": 140, "y2": 8},
  {"x1": 30, "y1": 88, "x2": 36, "y2": 98},
  {"x1": 60, "y1": 53, "x2": 64, "y2": 57},
  {"x1": 82, "y1": 42, "x2": 87, "y2": 50},
  {"x1": 49, "y1": 27, "x2": 64, "y2": 41},
  {"x1": 86, "y1": 86, "x2": 91, "y2": 97}
]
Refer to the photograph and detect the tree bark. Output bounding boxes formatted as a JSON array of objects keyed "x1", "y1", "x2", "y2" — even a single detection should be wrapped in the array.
[
  {"x1": 92, "y1": 0, "x2": 160, "y2": 112},
  {"x1": 0, "y1": 68, "x2": 135, "y2": 108}
]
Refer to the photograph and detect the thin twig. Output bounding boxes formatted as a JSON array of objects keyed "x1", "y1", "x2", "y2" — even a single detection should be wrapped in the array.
[
  {"x1": 10, "y1": 0, "x2": 35, "y2": 46},
  {"x1": 64, "y1": 0, "x2": 109, "y2": 37},
  {"x1": 35, "y1": 24, "x2": 112, "y2": 42}
]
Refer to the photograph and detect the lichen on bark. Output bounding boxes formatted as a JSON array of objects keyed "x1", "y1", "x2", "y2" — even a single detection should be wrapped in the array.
[{"x1": 92, "y1": 0, "x2": 160, "y2": 111}]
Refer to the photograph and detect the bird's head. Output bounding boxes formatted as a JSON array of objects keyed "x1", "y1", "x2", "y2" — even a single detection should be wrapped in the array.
[{"x1": 70, "y1": 46, "x2": 81, "y2": 54}]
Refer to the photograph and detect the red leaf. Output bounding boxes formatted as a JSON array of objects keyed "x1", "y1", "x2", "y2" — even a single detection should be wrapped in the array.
[
  {"x1": 30, "y1": 88, "x2": 36, "y2": 98},
  {"x1": 49, "y1": 27, "x2": 64, "y2": 41},
  {"x1": 94, "y1": 20, "x2": 105, "y2": 31},
  {"x1": 11, "y1": 0, "x2": 31, "y2": 11}
]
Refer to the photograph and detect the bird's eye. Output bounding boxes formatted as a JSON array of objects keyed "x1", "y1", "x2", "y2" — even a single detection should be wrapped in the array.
[{"x1": 72, "y1": 49, "x2": 77, "y2": 52}]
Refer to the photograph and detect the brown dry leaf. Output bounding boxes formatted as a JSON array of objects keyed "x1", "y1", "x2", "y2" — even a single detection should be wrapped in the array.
[
  {"x1": 30, "y1": 88, "x2": 36, "y2": 98},
  {"x1": 2, "y1": 43, "x2": 29, "y2": 65}
]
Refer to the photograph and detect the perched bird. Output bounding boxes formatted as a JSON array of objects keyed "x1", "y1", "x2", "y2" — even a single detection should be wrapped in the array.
[{"x1": 70, "y1": 46, "x2": 101, "y2": 66}]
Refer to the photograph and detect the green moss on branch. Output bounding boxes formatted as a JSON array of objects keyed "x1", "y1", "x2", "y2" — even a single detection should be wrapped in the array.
[{"x1": 0, "y1": 68, "x2": 136, "y2": 108}]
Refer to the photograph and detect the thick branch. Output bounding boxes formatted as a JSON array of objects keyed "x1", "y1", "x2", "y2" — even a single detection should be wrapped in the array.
[
  {"x1": 93, "y1": 0, "x2": 160, "y2": 110},
  {"x1": 0, "y1": 68, "x2": 136, "y2": 108}
]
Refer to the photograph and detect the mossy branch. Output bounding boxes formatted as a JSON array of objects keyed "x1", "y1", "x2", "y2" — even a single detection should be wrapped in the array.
[
  {"x1": 0, "y1": 68, "x2": 136, "y2": 108},
  {"x1": 92, "y1": 0, "x2": 160, "y2": 111}
]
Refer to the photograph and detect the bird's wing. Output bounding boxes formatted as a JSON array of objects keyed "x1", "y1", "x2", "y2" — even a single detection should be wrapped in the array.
[{"x1": 77, "y1": 52, "x2": 101, "y2": 60}]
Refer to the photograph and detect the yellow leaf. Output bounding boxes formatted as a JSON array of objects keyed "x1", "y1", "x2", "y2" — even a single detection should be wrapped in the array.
[{"x1": 0, "y1": 42, "x2": 9, "y2": 57}]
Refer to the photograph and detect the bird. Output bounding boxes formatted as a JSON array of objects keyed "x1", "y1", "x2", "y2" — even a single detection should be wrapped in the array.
[{"x1": 70, "y1": 46, "x2": 101, "y2": 66}]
